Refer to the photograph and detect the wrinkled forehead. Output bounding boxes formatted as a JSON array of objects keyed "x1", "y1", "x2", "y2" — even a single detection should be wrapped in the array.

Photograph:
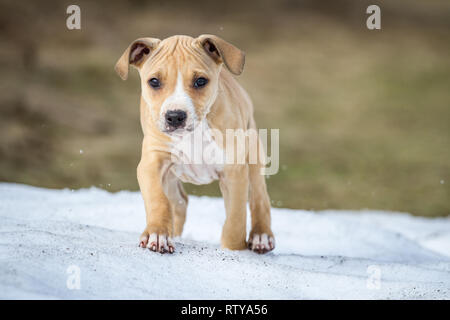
[{"x1": 141, "y1": 36, "x2": 216, "y2": 76}]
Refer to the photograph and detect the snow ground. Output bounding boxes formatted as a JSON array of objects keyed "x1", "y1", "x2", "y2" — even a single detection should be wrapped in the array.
[{"x1": 0, "y1": 183, "x2": 449, "y2": 299}]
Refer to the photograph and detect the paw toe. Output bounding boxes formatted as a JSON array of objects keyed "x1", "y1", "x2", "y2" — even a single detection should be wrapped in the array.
[
  {"x1": 139, "y1": 234, "x2": 149, "y2": 248},
  {"x1": 248, "y1": 233, "x2": 275, "y2": 254},
  {"x1": 142, "y1": 233, "x2": 174, "y2": 254}
]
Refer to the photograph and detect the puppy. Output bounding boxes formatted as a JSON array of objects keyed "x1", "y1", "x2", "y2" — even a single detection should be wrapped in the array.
[{"x1": 115, "y1": 35, "x2": 274, "y2": 254}]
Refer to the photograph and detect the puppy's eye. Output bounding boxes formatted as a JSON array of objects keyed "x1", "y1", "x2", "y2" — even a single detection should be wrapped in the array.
[
  {"x1": 148, "y1": 78, "x2": 161, "y2": 88},
  {"x1": 193, "y1": 77, "x2": 208, "y2": 88}
]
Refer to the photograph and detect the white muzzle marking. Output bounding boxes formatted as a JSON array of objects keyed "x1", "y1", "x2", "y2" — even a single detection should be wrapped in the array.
[{"x1": 159, "y1": 72, "x2": 197, "y2": 133}]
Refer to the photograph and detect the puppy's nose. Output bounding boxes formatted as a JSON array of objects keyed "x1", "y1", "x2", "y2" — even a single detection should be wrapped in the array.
[{"x1": 165, "y1": 110, "x2": 187, "y2": 129}]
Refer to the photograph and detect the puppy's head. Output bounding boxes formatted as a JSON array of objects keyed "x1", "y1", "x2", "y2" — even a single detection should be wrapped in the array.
[{"x1": 115, "y1": 35, "x2": 245, "y2": 135}]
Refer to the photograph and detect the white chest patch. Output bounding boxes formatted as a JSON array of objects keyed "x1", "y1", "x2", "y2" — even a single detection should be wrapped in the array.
[{"x1": 169, "y1": 121, "x2": 225, "y2": 185}]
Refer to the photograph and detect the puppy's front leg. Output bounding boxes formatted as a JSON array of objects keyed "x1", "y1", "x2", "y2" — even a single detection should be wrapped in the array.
[
  {"x1": 137, "y1": 150, "x2": 174, "y2": 254},
  {"x1": 219, "y1": 165, "x2": 249, "y2": 250}
]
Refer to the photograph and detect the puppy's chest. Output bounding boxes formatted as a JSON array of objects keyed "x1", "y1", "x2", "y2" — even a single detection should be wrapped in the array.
[{"x1": 169, "y1": 126, "x2": 225, "y2": 185}]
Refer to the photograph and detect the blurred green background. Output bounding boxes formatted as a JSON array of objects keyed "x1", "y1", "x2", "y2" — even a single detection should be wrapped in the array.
[{"x1": 0, "y1": 0, "x2": 449, "y2": 216}]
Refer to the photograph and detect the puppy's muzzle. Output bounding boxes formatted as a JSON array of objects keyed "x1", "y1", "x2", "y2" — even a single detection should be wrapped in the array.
[{"x1": 165, "y1": 109, "x2": 187, "y2": 130}]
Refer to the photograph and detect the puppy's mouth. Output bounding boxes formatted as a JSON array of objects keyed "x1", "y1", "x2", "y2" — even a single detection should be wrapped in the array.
[{"x1": 163, "y1": 125, "x2": 194, "y2": 135}]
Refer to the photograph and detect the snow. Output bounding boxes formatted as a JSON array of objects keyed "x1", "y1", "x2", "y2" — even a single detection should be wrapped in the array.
[{"x1": 0, "y1": 183, "x2": 449, "y2": 299}]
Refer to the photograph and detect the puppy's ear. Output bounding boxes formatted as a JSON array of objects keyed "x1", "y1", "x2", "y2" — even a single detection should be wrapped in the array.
[
  {"x1": 197, "y1": 34, "x2": 245, "y2": 75},
  {"x1": 115, "y1": 37, "x2": 160, "y2": 80}
]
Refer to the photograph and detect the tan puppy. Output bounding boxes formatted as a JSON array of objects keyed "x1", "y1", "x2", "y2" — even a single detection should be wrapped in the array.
[{"x1": 115, "y1": 35, "x2": 274, "y2": 254}]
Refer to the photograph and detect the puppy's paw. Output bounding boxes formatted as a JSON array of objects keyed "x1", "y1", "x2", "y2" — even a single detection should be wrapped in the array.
[
  {"x1": 248, "y1": 233, "x2": 275, "y2": 254},
  {"x1": 139, "y1": 232, "x2": 174, "y2": 254}
]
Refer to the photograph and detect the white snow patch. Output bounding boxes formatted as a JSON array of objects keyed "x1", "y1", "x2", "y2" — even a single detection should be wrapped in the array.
[{"x1": 0, "y1": 183, "x2": 449, "y2": 299}]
